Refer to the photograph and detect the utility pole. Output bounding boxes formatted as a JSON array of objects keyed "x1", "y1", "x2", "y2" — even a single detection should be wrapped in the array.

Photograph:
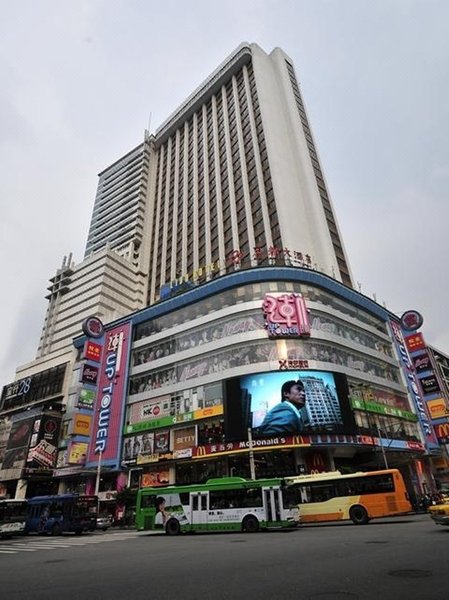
[
  {"x1": 247, "y1": 428, "x2": 256, "y2": 480},
  {"x1": 94, "y1": 450, "x2": 102, "y2": 514},
  {"x1": 376, "y1": 426, "x2": 389, "y2": 469}
]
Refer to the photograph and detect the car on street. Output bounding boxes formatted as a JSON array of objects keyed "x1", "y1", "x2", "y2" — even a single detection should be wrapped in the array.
[
  {"x1": 429, "y1": 501, "x2": 449, "y2": 526},
  {"x1": 97, "y1": 516, "x2": 112, "y2": 531}
]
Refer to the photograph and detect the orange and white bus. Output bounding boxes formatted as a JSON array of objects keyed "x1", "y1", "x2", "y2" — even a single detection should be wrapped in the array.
[{"x1": 284, "y1": 469, "x2": 412, "y2": 525}]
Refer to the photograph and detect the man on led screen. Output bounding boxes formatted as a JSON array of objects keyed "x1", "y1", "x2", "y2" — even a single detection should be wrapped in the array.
[{"x1": 255, "y1": 380, "x2": 309, "y2": 437}]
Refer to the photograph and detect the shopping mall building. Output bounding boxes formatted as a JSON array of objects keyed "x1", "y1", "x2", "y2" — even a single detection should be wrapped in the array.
[{"x1": 55, "y1": 266, "x2": 438, "y2": 509}]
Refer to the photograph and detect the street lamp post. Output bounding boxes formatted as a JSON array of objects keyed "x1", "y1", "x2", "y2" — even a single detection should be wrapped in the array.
[
  {"x1": 375, "y1": 426, "x2": 389, "y2": 469},
  {"x1": 94, "y1": 450, "x2": 102, "y2": 514},
  {"x1": 247, "y1": 428, "x2": 256, "y2": 480}
]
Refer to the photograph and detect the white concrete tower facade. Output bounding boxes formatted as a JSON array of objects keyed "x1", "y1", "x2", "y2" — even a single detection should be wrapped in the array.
[{"x1": 147, "y1": 43, "x2": 353, "y2": 304}]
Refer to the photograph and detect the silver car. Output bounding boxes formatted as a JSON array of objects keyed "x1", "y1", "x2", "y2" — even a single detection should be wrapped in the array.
[{"x1": 96, "y1": 516, "x2": 111, "y2": 531}]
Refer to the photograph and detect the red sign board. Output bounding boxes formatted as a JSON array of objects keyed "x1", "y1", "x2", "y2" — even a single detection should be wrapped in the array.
[
  {"x1": 84, "y1": 341, "x2": 102, "y2": 362},
  {"x1": 404, "y1": 333, "x2": 426, "y2": 353}
]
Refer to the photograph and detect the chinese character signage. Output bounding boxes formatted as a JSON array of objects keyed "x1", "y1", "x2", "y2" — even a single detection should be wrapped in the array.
[
  {"x1": 263, "y1": 293, "x2": 311, "y2": 338},
  {"x1": 84, "y1": 341, "x2": 102, "y2": 362},
  {"x1": 404, "y1": 333, "x2": 426, "y2": 353}
]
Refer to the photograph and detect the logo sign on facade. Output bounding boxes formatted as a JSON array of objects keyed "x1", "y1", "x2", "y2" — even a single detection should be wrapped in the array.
[
  {"x1": 435, "y1": 423, "x2": 449, "y2": 444},
  {"x1": 86, "y1": 322, "x2": 131, "y2": 465},
  {"x1": 389, "y1": 321, "x2": 438, "y2": 447},
  {"x1": 263, "y1": 293, "x2": 311, "y2": 338},
  {"x1": 419, "y1": 375, "x2": 440, "y2": 396},
  {"x1": 427, "y1": 398, "x2": 449, "y2": 420},
  {"x1": 82, "y1": 316, "x2": 104, "y2": 339},
  {"x1": 80, "y1": 364, "x2": 99, "y2": 385},
  {"x1": 68, "y1": 442, "x2": 88, "y2": 465},
  {"x1": 404, "y1": 333, "x2": 426, "y2": 353},
  {"x1": 412, "y1": 352, "x2": 431, "y2": 374},
  {"x1": 77, "y1": 388, "x2": 96, "y2": 410},
  {"x1": 71, "y1": 414, "x2": 92, "y2": 436},
  {"x1": 400, "y1": 310, "x2": 424, "y2": 332},
  {"x1": 84, "y1": 341, "x2": 102, "y2": 362},
  {"x1": 173, "y1": 426, "x2": 196, "y2": 452}
]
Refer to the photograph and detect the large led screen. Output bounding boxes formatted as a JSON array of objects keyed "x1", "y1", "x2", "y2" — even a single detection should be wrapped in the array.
[{"x1": 225, "y1": 371, "x2": 355, "y2": 440}]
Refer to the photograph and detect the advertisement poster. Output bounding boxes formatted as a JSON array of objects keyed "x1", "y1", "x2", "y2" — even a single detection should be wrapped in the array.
[
  {"x1": 225, "y1": 370, "x2": 353, "y2": 440},
  {"x1": 122, "y1": 432, "x2": 155, "y2": 463},
  {"x1": 26, "y1": 414, "x2": 61, "y2": 469},
  {"x1": 1, "y1": 416, "x2": 35, "y2": 470}
]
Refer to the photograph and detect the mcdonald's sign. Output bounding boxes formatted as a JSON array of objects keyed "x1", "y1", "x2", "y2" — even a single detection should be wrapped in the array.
[
  {"x1": 292, "y1": 435, "x2": 305, "y2": 446},
  {"x1": 435, "y1": 423, "x2": 449, "y2": 443},
  {"x1": 196, "y1": 446, "x2": 207, "y2": 457}
]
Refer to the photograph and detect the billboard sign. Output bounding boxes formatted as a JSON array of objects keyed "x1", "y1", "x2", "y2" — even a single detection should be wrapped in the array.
[
  {"x1": 26, "y1": 414, "x2": 62, "y2": 469},
  {"x1": 1, "y1": 416, "x2": 35, "y2": 470},
  {"x1": 224, "y1": 370, "x2": 354, "y2": 441},
  {"x1": 390, "y1": 321, "x2": 438, "y2": 447},
  {"x1": 86, "y1": 321, "x2": 131, "y2": 466}
]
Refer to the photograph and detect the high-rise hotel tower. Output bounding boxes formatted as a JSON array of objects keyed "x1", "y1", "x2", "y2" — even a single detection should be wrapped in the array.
[{"x1": 86, "y1": 43, "x2": 353, "y2": 306}]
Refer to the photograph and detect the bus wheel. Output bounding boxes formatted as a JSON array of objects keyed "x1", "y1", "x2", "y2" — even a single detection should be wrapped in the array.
[
  {"x1": 243, "y1": 515, "x2": 259, "y2": 533},
  {"x1": 165, "y1": 518, "x2": 181, "y2": 536},
  {"x1": 51, "y1": 524, "x2": 62, "y2": 536},
  {"x1": 349, "y1": 505, "x2": 369, "y2": 525}
]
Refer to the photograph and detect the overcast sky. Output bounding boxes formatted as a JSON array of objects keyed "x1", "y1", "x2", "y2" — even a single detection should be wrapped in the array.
[{"x1": 1, "y1": 0, "x2": 448, "y2": 386}]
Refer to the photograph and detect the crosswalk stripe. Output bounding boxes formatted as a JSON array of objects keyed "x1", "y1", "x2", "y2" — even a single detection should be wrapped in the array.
[{"x1": 2, "y1": 532, "x2": 141, "y2": 554}]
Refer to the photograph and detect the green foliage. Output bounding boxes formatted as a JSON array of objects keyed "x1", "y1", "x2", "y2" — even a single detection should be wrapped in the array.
[{"x1": 115, "y1": 487, "x2": 137, "y2": 508}]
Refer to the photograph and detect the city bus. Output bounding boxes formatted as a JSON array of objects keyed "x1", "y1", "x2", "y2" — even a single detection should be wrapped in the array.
[
  {"x1": 0, "y1": 499, "x2": 28, "y2": 538},
  {"x1": 26, "y1": 494, "x2": 98, "y2": 535},
  {"x1": 135, "y1": 477, "x2": 300, "y2": 535},
  {"x1": 284, "y1": 469, "x2": 412, "y2": 525}
]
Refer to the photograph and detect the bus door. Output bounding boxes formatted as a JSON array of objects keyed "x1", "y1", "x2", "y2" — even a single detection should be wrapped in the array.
[
  {"x1": 263, "y1": 487, "x2": 281, "y2": 524},
  {"x1": 190, "y1": 492, "x2": 208, "y2": 527}
]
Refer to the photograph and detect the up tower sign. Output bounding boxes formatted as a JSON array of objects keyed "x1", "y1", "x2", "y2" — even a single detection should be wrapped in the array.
[{"x1": 86, "y1": 321, "x2": 131, "y2": 468}]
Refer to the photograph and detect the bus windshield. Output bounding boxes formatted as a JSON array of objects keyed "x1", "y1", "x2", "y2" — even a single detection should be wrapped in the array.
[{"x1": 0, "y1": 500, "x2": 28, "y2": 537}]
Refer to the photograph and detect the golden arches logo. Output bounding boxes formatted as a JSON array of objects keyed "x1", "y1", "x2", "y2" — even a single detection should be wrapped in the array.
[
  {"x1": 311, "y1": 453, "x2": 325, "y2": 467},
  {"x1": 196, "y1": 446, "x2": 207, "y2": 457},
  {"x1": 292, "y1": 435, "x2": 304, "y2": 445},
  {"x1": 436, "y1": 423, "x2": 449, "y2": 439}
]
